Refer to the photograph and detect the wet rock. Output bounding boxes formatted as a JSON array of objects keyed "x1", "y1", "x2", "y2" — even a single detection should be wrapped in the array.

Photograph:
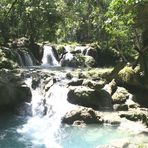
[
  {"x1": 66, "y1": 72, "x2": 73, "y2": 79},
  {"x1": 29, "y1": 43, "x2": 43, "y2": 63},
  {"x1": 113, "y1": 104, "x2": 128, "y2": 111},
  {"x1": 102, "y1": 112, "x2": 121, "y2": 125},
  {"x1": 119, "y1": 109, "x2": 147, "y2": 122},
  {"x1": 68, "y1": 79, "x2": 83, "y2": 86},
  {"x1": 125, "y1": 99, "x2": 140, "y2": 109},
  {"x1": 62, "y1": 107, "x2": 103, "y2": 124},
  {"x1": 67, "y1": 86, "x2": 112, "y2": 110}
]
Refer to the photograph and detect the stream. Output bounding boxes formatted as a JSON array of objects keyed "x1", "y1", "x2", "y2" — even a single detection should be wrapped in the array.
[{"x1": 0, "y1": 45, "x2": 148, "y2": 148}]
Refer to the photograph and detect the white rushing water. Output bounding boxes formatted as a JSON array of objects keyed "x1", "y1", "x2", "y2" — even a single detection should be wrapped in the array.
[
  {"x1": 42, "y1": 45, "x2": 59, "y2": 67},
  {"x1": 17, "y1": 77, "x2": 77, "y2": 148}
]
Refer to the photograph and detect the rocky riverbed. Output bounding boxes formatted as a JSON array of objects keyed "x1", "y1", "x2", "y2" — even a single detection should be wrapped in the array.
[{"x1": 1, "y1": 41, "x2": 148, "y2": 147}]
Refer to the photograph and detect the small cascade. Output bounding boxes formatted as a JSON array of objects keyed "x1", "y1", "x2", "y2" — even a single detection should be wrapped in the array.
[
  {"x1": 64, "y1": 46, "x2": 74, "y2": 60},
  {"x1": 23, "y1": 52, "x2": 34, "y2": 66},
  {"x1": 18, "y1": 77, "x2": 77, "y2": 147},
  {"x1": 41, "y1": 45, "x2": 59, "y2": 67},
  {"x1": 75, "y1": 46, "x2": 88, "y2": 55},
  {"x1": 17, "y1": 51, "x2": 35, "y2": 67},
  {"x1": 14, "y1": 51, "x2": 25, "y2": 67}
]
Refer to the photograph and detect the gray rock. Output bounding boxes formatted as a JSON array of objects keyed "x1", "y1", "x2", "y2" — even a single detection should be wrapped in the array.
[
  {"x1": 67, "y1": 86, "x2": 112, "y2": 110},
  {"x1": 112, "y1": 87, "x2": 131, "y2": 104},
  {"x1": 113, "y1": 104, "x2": 128, "y2": 111},
  {"x1": 82, "y1": 79, "x2": 104, "y2": 90},
  {"x1": 68, "y1": 79, "x2": 83, "y2": 86},
  {"x1": 0, "y1": 76, "x2": 31, "y2": 108},
  {"x1": 62, "y1": 107, "x2": 103, "y2": 124}
]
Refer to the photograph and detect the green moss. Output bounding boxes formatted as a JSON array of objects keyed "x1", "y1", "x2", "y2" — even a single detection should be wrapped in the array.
[
  {"x1": 87, "y1": 68, "x2": 113, "y2": 79},
  {"x1": 56, "y1": 45, "x2": 65, "y2": 56},
  {"x1": 0, "y1": 48, "x2": 18, "y2": 69},
  {"x1": 118, "y1": 66, "x2": 135, "y2": 83},
  {"x1": 85, "y1": 56, "x2": 96, "y2": 67}
]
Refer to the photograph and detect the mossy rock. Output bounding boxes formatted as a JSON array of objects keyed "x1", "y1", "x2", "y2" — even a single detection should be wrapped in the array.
[
  {"x1": 56, "y1": 45, "x2": 66, "y2": 56},
  {"x1": 87, "y1": 68, "x2": 113, "y2": 79},
  {"x1": 85, "y1": 55, "x2": 96, "y2": 67},
  {"x1": 118, "y1": 66, "x2": 135, "y2": 83},
  {"x1": 82, "y1": 79, "x2": 104, "y2": 90},
  {"x1": 61, "y1": 53, "x2": 86, "y2": 67},
  {"x1": 112, "y1": 87, "x2": 130, "y2": 104},
  {"x1": 67, "y1": 86, "x2": 112, "y2": 110}
]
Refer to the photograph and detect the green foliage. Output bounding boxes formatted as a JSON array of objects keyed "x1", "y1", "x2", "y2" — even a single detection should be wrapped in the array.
[
  {"x1": 0, "y1": 0, "x2": 61, "y2": 43},
  {"x1": 118, "y1": 66, "x2": 135, "y2": 83},
  {"x1": 0, "y1": 48, "x2": 18, "y2": 69}
]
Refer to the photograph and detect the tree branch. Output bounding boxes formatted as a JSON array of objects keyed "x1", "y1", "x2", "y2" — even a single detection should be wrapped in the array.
[{"x1": 5, "y1": 0, "x2": 18, "y2": 17}]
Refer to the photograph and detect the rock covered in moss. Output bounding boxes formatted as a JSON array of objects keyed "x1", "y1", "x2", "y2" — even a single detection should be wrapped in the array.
[
  {"x1": 117, "y1": 66, "x2": 135, "y2": 83},
  {"x1": 82, "y1": 79, "x2": 104, "y2": 90},
  {"x1": 84, "y1": 55, "x2": 96, "y2": 67},
  {"x1": 112, "y1": 87, "x2": 131, "y2": 104}
]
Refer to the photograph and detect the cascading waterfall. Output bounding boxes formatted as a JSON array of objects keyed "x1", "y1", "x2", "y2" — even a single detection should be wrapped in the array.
[
  {"x1": 2, "y1": 46, "x2": 148, "y2": 148},
  {"x1": 17, "y1": 77, "x2": 77, "y2": 148},
  {"x1": 15, "y1": 50, "x2": 35, "y2": 67},
  {"x1": 41, "y1": 45, "x2": 59, "y2": 67}
]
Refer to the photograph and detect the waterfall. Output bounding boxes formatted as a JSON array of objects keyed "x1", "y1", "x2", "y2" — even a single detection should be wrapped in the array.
[
  {"x1": 23, "y1": 52, "x2": 34, "y2": 66},
  {"x1": 14, "y1": 51, "x2": 25, "y2": 67},
  {"x1": 41, "y1": 45, "x2": 59, "y2": 67},
  {"x1": 17, "y1": 77, "x2": 77, "y2": 147},
  {"x1": 17, "y1": 51, "x2": 35, "y2": 67}
]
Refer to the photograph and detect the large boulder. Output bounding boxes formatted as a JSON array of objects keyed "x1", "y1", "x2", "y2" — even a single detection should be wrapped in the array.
[
  {"x1": 85, "y1": 47, "x2": 98, "y2": 65},
  {"x1": 67, "y1": 86, "x2": 112, "y2": 110},
  {"x1": 60, "y1": 53, "x2": 85, "y2": 67},
  {"x1": 112, "y1": 87, "x2": 131, "y2": 104},
  {"x1": 0, "y1": 69, "x2": 31, "y2": 112},
  {"x1": 62, "y1": 107, "x2": 103, "y2": 125},
  {"x1": 84, "y1": 55, "x2": 96, "y2": 67},
  {"x1": 29, "y1": 43, "x2": 43, "y2": 64}
]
